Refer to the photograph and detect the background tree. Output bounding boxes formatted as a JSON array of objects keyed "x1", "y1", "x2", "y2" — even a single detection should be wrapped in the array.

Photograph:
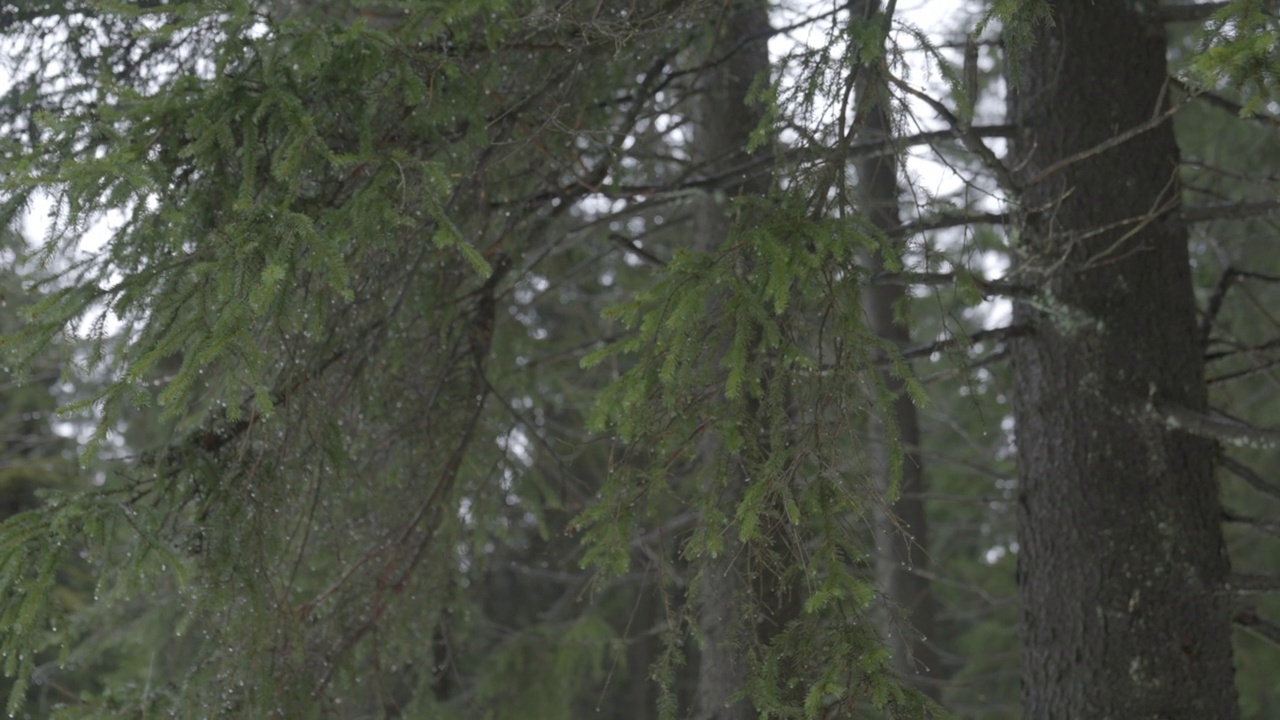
[
  {"x1": 850, "y1": 0, "x2": 947, "y2": 700},
  {"x1": 0, "y1": 225, "x2": 98, "y2": 714}
]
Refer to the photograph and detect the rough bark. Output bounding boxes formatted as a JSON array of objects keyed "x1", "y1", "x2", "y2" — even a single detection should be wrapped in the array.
[
  {"x1": 852, "y1": 5, "x2": 945, "y2": 701},
  {"x1": 691, "y1": 3, "x2": 775, "y2": 719},
  {"x1": 1006, "y1": 1, "x2": 1240, "y2": 717}
]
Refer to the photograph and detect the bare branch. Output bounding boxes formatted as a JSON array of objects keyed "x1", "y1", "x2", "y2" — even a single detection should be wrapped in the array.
[
  {"x1": 886, "y1": 197, "x2": 1280, "y2": 239},
  {"x1": 893, "y1": 210, "x2": 1009, "y2": 237},
  {"x1": 609, "y1": 232, "x2": 666, "y2": 266},
  {"x1": 595, "y1": 124, "x2": 1016, "y2": 201},
  {"x1": 870, "y1": 271, "x2": 1032, "y2": 297},
  {"x1": 1181, "y1": 200, "x2": 1280, "y2": 224},
  {"x1": 814, "y1": 325, "x2": 1024, "y2": 377},
  {"x1": 1208, "y1": 356, "x2": 1280, "y2": 385},
  {"x1": 1230, "y1": 572, "x2": 1280, "y2": 595},
  {"x1": 1223, "y1": 509, "x2": 1280, "y2": 536},
  {"x1": 1204, "y1": 337, "x2": 1280, "y2": 385},
  {"x1": 887, "y1": 74, "x2": 1021, "y2": 197},
  {"x1": 1147, "y1": 391, "x2": 1280, "y2": 449},
  {"x1": 1219, "y1": 455, "x2": 1280, "y2": 503},
  {"x1": 1199, "y1": 249, "x2": 1235, "y2": 346},
  {"x1": 1235, "y1": 606, "x2": 1280, "y2": 647},
  {"x1": 900, "y1": 324, "x2": 1029, "y2": 362},
  {"x1": 1235, "y1": 268, "x2": 1280, "y2": 283},
  {"x1": 1206, "y1": 336, "x2": 1280, "y2": 363}
]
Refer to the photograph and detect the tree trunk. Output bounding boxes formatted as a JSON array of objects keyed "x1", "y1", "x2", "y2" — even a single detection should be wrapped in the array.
[
  {"x1": 853, "y1": 7, "x2": 945, "y2": 700},
  {"x1": 1007, "y1": 2, "x2": 1240, "y2": 717},
  {"x1": 691, "y1": 3, "x2": 774, "y2": 719}
]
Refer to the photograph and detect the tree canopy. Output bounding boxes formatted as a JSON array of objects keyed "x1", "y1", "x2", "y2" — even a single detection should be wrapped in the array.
[{"x1": 3, "y1": 0, "x2": 1280, "y2": 718}]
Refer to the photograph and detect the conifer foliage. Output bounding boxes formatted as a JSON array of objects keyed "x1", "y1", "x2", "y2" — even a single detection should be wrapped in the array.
[
  {"x1": 3, "y1": 1, "x2": 922, "y2": 716},
  {"x1": 3, "y1": 0, "x2": 1280, "y2": 718}
]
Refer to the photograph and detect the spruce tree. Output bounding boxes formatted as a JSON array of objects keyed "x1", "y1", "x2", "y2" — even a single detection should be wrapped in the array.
[{"x1": 4, "y1": 1, "x2": 1280, "y2": 718}]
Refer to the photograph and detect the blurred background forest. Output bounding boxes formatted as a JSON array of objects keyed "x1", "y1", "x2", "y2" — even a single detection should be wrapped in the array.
[{"x1": 2, "y1": 0, "x2": 1279, "y2": 717}]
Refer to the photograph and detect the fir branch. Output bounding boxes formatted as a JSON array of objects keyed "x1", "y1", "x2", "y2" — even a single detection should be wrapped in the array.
[{"x1": 313, "y1": 359, "x2": 491, "y2": 698}]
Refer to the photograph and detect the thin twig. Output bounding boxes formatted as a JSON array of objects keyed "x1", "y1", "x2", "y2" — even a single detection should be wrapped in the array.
[
  {"x1": 1028, "y1": 95, "x2": 1194, "y2": 187},
  {"x1": 887, "y1": 74, "x2": 1021, "y2": 197}
]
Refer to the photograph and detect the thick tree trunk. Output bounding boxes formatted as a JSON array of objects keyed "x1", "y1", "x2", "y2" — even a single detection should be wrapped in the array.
[
  {"x1": 1007, "y1": 2, "x2": 1240, "y2": 718},
  {"x1": 691, "y1": 4, "x2": 774, "y2": 719},
  {"x1": 853, "y1": 18, "x2": 945, "y2": 701}
]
